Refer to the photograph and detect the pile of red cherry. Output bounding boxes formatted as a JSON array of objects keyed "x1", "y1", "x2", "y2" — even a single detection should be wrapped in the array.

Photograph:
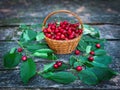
[{"x1": 43, "y1": 20, "x2": 83, "y2": 40}]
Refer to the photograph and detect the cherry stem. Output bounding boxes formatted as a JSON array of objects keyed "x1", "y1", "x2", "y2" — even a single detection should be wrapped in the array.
[{"x1": 15, "y1": 40, "x2": 33, "y2": 57}]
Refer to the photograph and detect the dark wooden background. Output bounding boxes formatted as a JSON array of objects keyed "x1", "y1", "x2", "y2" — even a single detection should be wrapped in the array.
[{"x1": 0, "y1": 0, "x2": 120, "y2": 90}]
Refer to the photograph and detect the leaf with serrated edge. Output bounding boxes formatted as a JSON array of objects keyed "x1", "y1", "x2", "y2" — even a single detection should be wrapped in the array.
[
  {"x1": 4, "y1": 52, "x2": 22, "y2": 68},
  {"x1": 69, "y1": 56, "x2": 77, "y2": 66},
  {"x1": 86, "y1": 46, "x2": 92, "y2": 54},
  {"x1": 36, "y1": 32, "x2": 44, "y2": 41},
  {"x1": 94, "y1": 55, "x2": 112, "y2": 65},
  {"x1": 95, "y1": 49, "x2": 106, "y2": 56},
  {"x1": 41, "y1": 71, "x2": 77, "y2": 84},
  {"x1": 34, "y1": 49, "x2": 53, "y2": 53},
  {"x1": 89, "y1": 67, "x2": 117, "y2": 82},
  {"x1": 20, "y1": 58, "x2": 36, "y2": 84},
  {"x1": 78, "y1": 69, "x2": 99, "y2": 85}
]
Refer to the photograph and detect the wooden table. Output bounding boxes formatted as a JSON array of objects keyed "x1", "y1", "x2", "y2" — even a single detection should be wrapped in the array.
[{"x1": 0, "y1": 0, "x2": 120, "y2": 89}]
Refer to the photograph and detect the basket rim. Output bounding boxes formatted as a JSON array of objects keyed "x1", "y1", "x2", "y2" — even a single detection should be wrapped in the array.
[{"x1": 44, "y1": 34, "x2": 82, "y2": 42}]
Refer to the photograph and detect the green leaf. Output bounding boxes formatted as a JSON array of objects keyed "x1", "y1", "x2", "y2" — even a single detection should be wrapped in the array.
[
  {"x1": 35, "y1": 49, "x2": 53, "y2": 53},
  {"x1": 69, "y1": 56, "x2": 77, "y2": 66},
  {"x1": 73, "y1": 62, "x2": 83, "y2": 68},
  {"x1": 84, "y1": 61, "x2": 94, "y2": 68},
  {"x1": 86, "y1": 45, "x2": 92, "y2": 53},
  {"x1": 83, "y1": 25, "x2": 100, "y2": 38},
  {"x1": 27, "y1": 30, "x2": 37, "y2": 40},
  {"x1": 78, "y1": 69, "x2": 98, "y2": 85},
  {"x1": 41, "y1": 72, "x2": 53, "y2": 78},
  {"x1": 95, "y1": 49, "x2": 106, "y2": 56},
  {"x1": 10, "y1": 47, "x2": 16, "y2": 54},
  {"x1": 84, "y1": 37, "x2": 106, "y2": 43},
  {"x1": 47, "y1": 53, "x2": 58, "y2": 60},
  {"x1": 78, "y1": 56, "x2": 88, "y2": 63},
  {"x1": 32, "y1": 52, "x2": 48, "y2": 59},
  {"x1": 41, "y1": 71, "x2": 77, "y2": 84},
  {"x1": 18, "y1": 24, "x2": 30, "y2": 31},
  {"x1": 20, "y1": 58, "x2": 36, "y2": 84},
  {"x1": 43, "y1": 62, "x2": 55, "y2": 72},
  {"x1": 36, "y1": 32, "x2": 45, "y2": 41},
  {"x1": 54, "y1": 64, "x2": 69, "y2": 71},
  {"x1": 77, "y1": 39, "x2": 87, "y2": 52},
  {"x1": 43, "y1": 63, "x2": 68, "y2": 73},
  {"x1": 20, "y1": 30, "x2": 37, "y2": 42},
  {"x1": 94, "y1": 55, "x2": 112, "y2": 65},
  {"x1": 26, "y1": 44, "x2": 40, "y2": 51},
  {"x1": 4, "y1": 52, "x2": 22, "y2": 68},
  {"x1": 91, "y1": 61, "x2": 107, "y2": 68},
  {"x1": 89, "y1": 67, "x2": 117, "y2": 82},
  {"x1": 25, "y1": 43, "x2": 48, "y2": 52},
  {"x1": 32, "y1": 52, "x2": 57, "y2": 60}
]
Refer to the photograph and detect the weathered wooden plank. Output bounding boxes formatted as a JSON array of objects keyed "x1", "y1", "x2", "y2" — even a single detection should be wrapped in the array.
[
  {"x1": 93, "y1": 25, "x2": 120, "y2": 39},
  {"x1": 0, "y1": 67, "x2": 120, "y2": 89},
  {"x1": 0, "y1": 15, "x2": 120, "y2": 26},
  {"x1": 0, "y1": 25, "x2": 120, "y2": 41},
  {"x1": 0, "y1": 0, "x2": 120, "y2": 25}
]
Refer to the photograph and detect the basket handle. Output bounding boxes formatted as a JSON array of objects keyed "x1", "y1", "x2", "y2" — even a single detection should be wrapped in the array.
[{"x1": 42, "y1": 10, "x2": 84, "y2": 29}]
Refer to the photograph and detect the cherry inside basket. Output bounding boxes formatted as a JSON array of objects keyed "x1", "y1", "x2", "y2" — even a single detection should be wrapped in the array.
[{"x1": 43, "y1": 20, "x2": 83, "y2": 40}]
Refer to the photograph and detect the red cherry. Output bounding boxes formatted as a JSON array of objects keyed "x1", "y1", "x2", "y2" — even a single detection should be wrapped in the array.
[
  {"x1": 61, "y1": 34, "x2": 65, "y2": 40},
  {"x1": 96, "y1": 44, "x2": 101, "y2": 48},
  {"x1": 53, "y1": 64, "x2": 59, "y2": 69},
  {"x1": 47, "y1": 27, "x2": 52, "y2": 33},
  {"x1": 71, "y1": 27, "x2": 76, "y2": 31},
  {"x1": 75, "y1": 30, "x2": 79, "y2": 33},
  {"x1": 60, "y1": 21, "x2": 64, "y2": 26},
  {"x1": 68, "y1": 29, "x2": 72, "y2": 35},
  {"x1": 70, "y1": 24, "x2": 74, "y2": 27},
  {"x1": 62, "y1": 25, "x2": 66, "y2": 29},
  {"x1": 76, "y1": 66, "x2": 82, "y2": 71},
  {"x1": 75, "y1": 33, "x2": 79, "y2": 37},
  {"x1": 57, "y1": 32, "x2": 61, "y2": 36},
  {"x1": 65, "y1": 27, "x2": 69, "y2": 30},
  {"x1": 69, "y1": 34, "x2": 74, "y2": 39},
  {"x1": 56, "y1": 35, "x2": 60, "y2": 40},
  {"x1": 56, "y1": 61, "x2": 62, "y2": 67},
  {"x1": 17, "y1": 48, "x2": 23, "y2": 52},
  {"x1": 51, "y1": 29, "x2": 55, "y2": 33},
  {"x1": 88, "y1": 56, "x2": 94, "y2": 62},
  {"x1": 46, "y1": 33, "x2": 52, "y2": 38},
  {"x1": 71, "y1": 31, "x2": 75, "y2": 36},
  {"x1": 65, "y1": 37, "x2": 69, "y2": 40},
  {"x1": 51, "y1": 35, "x2": 55, "y2": 39},
  {"x1": 63, "y1": 20, "x2": 68, "y2": 25},
  {"x1": 78, "y1": 29, "x2": 83, "y2": 34},
  {"x1": 60, "y1": 29, "x2": 64, "y2": 33},
  {"x1": 54, "y1": 29, "x2": 59, "y2": 33},
  {"x1": 90, "y1": 51, "x2": 95, "y2": 55},
  {"x1": 75, "y1": 50, "x2": 80, "y2": 55},
  {"x1": 48, "y1": 23, "x2": 53, "y2": 27},
  {"x1": 74, "y1": 23, "x2": 79, "y2": 27},
  {"x1": 58, "y1": 26, "x2": 62, "y2": 30},
  {"x1": 43, "y1": 28, "x2": 47, "y2": 33},
  {"x1": 62, "y1": 30, "x2": 67, "y2": 34},
  {"x1": 51, "y1": 25, "x2": 56, "y2": 30},
  {"x1": 22, "y1": 56, "x2": 27, "y2": 61}
]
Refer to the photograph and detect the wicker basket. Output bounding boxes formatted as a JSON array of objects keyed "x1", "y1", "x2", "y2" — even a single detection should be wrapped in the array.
[{"x1": 42, "y1": 10, "x2": 84, "y2": 54}]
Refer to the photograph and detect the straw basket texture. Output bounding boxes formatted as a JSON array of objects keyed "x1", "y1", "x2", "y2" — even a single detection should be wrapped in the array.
[{"x1": 42, "y1": 10, "x2": 84, "y2": 54}]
